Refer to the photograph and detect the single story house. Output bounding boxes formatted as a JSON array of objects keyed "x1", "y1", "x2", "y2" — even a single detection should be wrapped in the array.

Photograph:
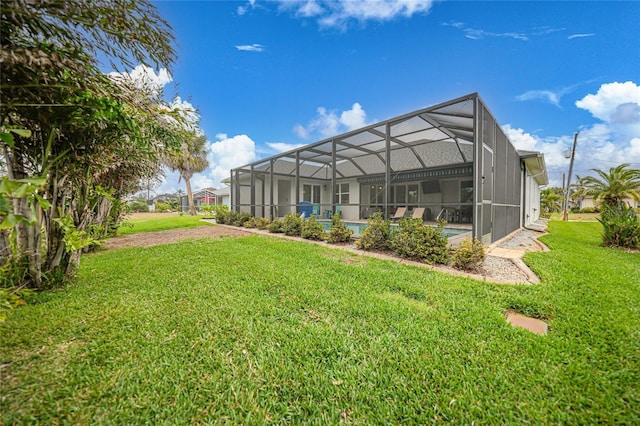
[
  {"x1": 179, "y1": 187, "x2": 228, "y2": 212},
  {"x1": 229, "y1": 93, "x2": 548, "y2": 244}
]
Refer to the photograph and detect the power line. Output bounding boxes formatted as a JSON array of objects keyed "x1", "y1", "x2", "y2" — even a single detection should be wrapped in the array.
[{"x1": 578, "y1": 154, "x2": 640, "y2": 165}]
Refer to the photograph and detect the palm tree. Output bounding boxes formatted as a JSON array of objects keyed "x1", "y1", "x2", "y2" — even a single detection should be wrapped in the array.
[
  {"x1": 569, "y1": 175, "x2": 588, "y2": 210},
  {"x1": 165, "y1": 134, "x2": 209, "y2": 215},
  {"x1": 540, "y1": 187, "x2": 564, "y2": 216},
  {"x1": 581, "y1": 164, "x2": 640, "y2": 209}
]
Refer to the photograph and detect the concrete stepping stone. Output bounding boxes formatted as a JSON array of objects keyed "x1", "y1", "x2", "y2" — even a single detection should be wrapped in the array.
[{"x1": 505, "y1": 311, "x2": 548, "y2": 335}]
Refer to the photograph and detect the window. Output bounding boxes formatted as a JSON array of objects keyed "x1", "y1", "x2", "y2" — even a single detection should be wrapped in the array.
[
  {"x1": 395, "y1": 185, "x2": 406, "y2": 204},
  {"x1": 461, "y1": 181, "x2": 473, "y2": 203},
  {"x1": 303, "y1": 184, "x2": 321, "y2": 203},
  {"x1": 334, "y1": 183, "x2": 350, "y2": 204},
  {"x1": 408, "y1": 184, "x2": 419, "y2": 204},
  {"x1": 370, "y1": 185, "x2": 383, "y2": 205}
]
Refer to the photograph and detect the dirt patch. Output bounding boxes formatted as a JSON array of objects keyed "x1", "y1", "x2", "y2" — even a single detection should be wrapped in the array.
[{"x1": 103, "y1": 225, "x2": 251, "y2": 250}]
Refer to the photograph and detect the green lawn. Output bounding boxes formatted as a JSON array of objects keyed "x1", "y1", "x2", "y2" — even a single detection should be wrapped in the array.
[
  {"x1": 117, "y1": 213, "x2": 211, "y2": 235},
  {"x1": 1, "y1": 222, "x2": 638, "y2": 423}
]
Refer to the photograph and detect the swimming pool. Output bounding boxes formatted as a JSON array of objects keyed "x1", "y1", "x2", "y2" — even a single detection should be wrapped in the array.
[{"x1": 318, "y1": 220, "x2": 470, "y2": 237}]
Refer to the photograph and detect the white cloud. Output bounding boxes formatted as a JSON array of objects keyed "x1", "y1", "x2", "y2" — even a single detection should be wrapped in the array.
[
  {"x1": 237, "y1": 0, "x2": 256, "y2": 15},
  {"x1": 266, "y1": 142, "x2": 306, "y2": 153},
  {"x1": 294, "y1": 103, "x2": 369, "y2": 139},
  {"x1": 568, "y1": 33, "x2": 595, "y2": 40},
  {"x1": 235, "y1": 43, "x2": 264, "y2": 52},
  {"x1": 205, "y1": 134, "x2": 258, "y2": 187},
  {"x1": 517, "y1": 90, "x2": 561, "y2": 106},
  {"x1": 278, "y1": 0, "x2": 435, "y2": 29},
  {"x1": 108, "y1": 64, "x2": 172, "y2": 96},
  {"x1": 575, "y1": 81, "x2": 640, "y2": 122},
  {"x1": 444, "y1": 21, "x2": 565, "y2": 42},
  {"x1": 340, "y1": 102, "x2": 367, "y2": 130},
  {"x1": 504, "y1": 81, "x2": 640, "y2": 187}
]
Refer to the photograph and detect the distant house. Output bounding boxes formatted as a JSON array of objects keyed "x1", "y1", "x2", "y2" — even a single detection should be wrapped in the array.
[
  {"x1": 229, "y1": 93, "x2": 548, "y2": 245},
  {"x1": 179, "y1": 187, "x2": 229, "y2": 212},
  {"x1": 580, "y1": 195, "x2": 638, "y2": 210}
]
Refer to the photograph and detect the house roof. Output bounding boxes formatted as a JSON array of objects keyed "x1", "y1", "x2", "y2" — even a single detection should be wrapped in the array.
[
  {"x1": 518, "y1": 150, "x2": 549, "y2": 185},
  {"x1": 234, "y1": 93, "x2": 479, "y2": 180},
  {"x1": 232, "y1": 93, "x2": 547, "y2": 187}
]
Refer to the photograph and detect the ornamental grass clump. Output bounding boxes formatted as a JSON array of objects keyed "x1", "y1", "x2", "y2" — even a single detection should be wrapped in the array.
[
  {"x1": 301, "y1": 216, "x2": 327, "y2": 241},
  {"x1": 598, "y1": 202, "x2": 640, "y2": 249},
  {"x1": 356, "y1": 212, "x2": 390, "y2": 251},
  {"x1": 282, "y1": 212, "x2": 303, "y2": 236},
  {"x1": 391, "y1": 218, "x2": 450, "y2": 264},
  {"x1": 452, "y1": 237, "x2": 486, "y2": 271},
  {"x1": 328, "y1": 213, "x2": 352, "y2": 243}
]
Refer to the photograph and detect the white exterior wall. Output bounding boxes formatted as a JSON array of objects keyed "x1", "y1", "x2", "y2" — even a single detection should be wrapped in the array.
[
  {"x1": 336, "y1": 178, "x2": 360, "y2": 220},
  {"x1": 523, "y1": 172, "x2": 541, "y2": 226}
]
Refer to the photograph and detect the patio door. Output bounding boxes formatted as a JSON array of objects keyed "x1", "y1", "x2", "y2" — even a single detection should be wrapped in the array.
[{"x1": 277, "y1": 180, "x2": 291, "y2": 216}]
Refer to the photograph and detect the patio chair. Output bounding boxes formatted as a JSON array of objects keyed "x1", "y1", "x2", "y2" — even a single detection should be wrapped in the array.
[
  {"x1": 411, "y1": 207, "x2": 425, "y2": 221},
  {"x1": 391, "y1": 207, "x2": 406, "y2": 222}
]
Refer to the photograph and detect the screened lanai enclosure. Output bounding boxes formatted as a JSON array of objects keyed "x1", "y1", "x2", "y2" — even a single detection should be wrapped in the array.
[{"x1": 230, "y1": 93, "x2": 547, "y2": 244}]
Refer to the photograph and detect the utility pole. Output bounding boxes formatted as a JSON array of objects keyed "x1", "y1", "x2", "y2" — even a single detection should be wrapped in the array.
[
  {"x1": 561, "y1": 173, "x2": 566, "y2": 218},
  {"x1": 563, "y1": 132, "x2": 579, "y2": 221}
]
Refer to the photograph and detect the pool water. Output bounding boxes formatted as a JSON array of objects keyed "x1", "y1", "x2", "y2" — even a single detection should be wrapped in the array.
[{"x1": 318, "y1": 220, "x2": 469, "y2": 237}]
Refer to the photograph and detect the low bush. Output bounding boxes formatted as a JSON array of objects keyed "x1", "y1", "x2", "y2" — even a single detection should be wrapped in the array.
[
  {"x1": 328, "y1": 213, "x2": 352, "y2": 243},
  {"x1": 579, "y1": 206, "x2": 599, "y2": 213},
  {"x1": 390, "y1": 218, "x2": 450, "y2": 264},
  {"x1": 232, "y1": 212, "x2": 253, "y2": 227},
  {"x1": 282, "y1": 213, "x2": 303, "y2": 236},
  {"x1": 214, "y1": 205, "x2": 230, "y2": 224},
  {"x1": 598, "y1": 202, "x2": 640, "y2": 249},
  {"x1": 255, "y1": 217, "x2": 271, "y2": 230},
  {"x1": 356, "y1": 212, "x2": 390, "y2": 251},
  {"x1": 243, "y1": 217, "x2": 257, "y2": 228},
  {"x1": 199, "y1": 204, "x2": 215, "y2": 216},
  {"x1": 126, "y1": 198, "x2": 149, "y2": 213},
  {"x1": 452, "y1": 237, "x2": 486, "y2": 271},
  {"x1": 267, "y1": 218, "x2": 284, "y2": 233},
  {"x1": 301, "y1": 216, "x2": 327, "y2": 241}
]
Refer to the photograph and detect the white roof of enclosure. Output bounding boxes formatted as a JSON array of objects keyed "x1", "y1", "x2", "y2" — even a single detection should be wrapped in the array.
[{"x1": 238, "y1": 93, "x2": 478, "y2": 179}]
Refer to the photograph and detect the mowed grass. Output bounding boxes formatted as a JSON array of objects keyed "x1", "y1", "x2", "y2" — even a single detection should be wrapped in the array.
[
  {"x1": 117, "y1": 212, "x2": 210, "y2": 235},
  {"x1": 1, "y1": 222, "x2": 638, "y2": 423}
]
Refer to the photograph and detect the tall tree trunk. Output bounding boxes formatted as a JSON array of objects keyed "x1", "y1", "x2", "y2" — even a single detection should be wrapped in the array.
[{"x1": 185, "y1": 178, "x2": 196, "y2": 215}]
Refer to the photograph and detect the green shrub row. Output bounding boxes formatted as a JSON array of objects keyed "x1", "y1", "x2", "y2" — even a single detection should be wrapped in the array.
[{"x1": 215, "y1": 210, "x2": 485, "y2": 270}]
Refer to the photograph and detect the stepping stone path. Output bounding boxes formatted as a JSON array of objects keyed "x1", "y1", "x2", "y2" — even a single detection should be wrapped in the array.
[{"x1": 505, "y1": 311, "x2": 549, "y2": 335}]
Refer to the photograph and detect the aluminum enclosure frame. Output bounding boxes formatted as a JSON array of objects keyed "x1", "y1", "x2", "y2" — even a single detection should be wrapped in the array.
[{"x1": 230, "y1": 93, "x2": 547, "y2": 244}]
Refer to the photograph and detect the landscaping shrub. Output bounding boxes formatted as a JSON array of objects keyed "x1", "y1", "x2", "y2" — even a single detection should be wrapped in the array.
[
  {"x1": 224, "y1": 210, "x2": 239, "y2": 226},
  {"x1": 579, "y1": 206, "x2": 599, "y2": 213},
  {"x1": 390, "y1": 218, "x2": 450, "y2": 264},
  {"x1": 154, "y1": 201, "x2": 172, "y2": 212},
  {"x1": 126, "y1": 198, "x2": 149, "y2": 213},
  {"x1": 598, "y1": 202, "x2": 640, "y2": 249},
  {"x1": 255, "y1": 217, "x2": 271, "y2": 230},
  {"x1": 282, "y1": 213, "x2": 303, "y2": 236},
  {"x1": 243, "y1": 217, "x2": 257, "y2": 228},
  {"x1": 214, "y1": 204, "x2": 230, "y2": 224},
  {"x1": 267, "y1": 218, "x2": 284, "y2": 233},
  {"x1": 356, "y1": 212, "x2": 390, "y2": 251},
  {"x1": 301, "y1": 216, "x2": 327, "y2": 241},
  {"x1": 452, "y1": 237, "x2": 486, "y2": 271},
  {"x1": 328, "y1": 213, "x2": 352, "y2": 243},
  {"x1": 232, "y1": 212, "x2": 253, "y2": 227},
  {"x1": 199, "y1": 204, "x2": 215, "y2": 216}
]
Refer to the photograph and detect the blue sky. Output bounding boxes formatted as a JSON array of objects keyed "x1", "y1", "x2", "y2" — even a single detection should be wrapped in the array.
[{"x1": 127, "y1": 0, "x2": 640, "y2": 194}]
